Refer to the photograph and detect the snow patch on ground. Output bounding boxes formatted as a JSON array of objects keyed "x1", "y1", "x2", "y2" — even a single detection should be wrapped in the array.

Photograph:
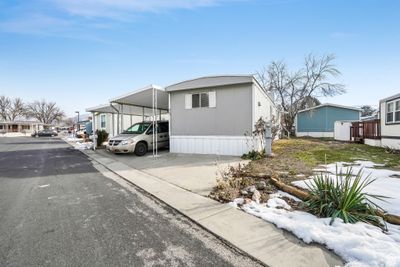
[
  {"x1": 231, "y1": 194, "x2": 400, "y2": 267},
  {"x1": 293, "y1": 160, "x2": 400, "y2": 215},
  {"x1": 266, "y1": 197, "x2": 292, "y2": 210},
  {"x1": 63, "y1": 135, "x2": 93, "y2": 150},
  {"x1": 228, "y1": 198, "x2": 245, "y2": 208},
  {"x1": 63, "y1": 136, "x2": 83, "y2": 142},
  {"x1": 0, "y1": 132, "x2": 30, "y2": 137},
  {"x1": 73, "y1": 142, "x2": 93, "y2": 150},
  {"x1": 270, "y1": 190, "x2": 302, "y2": 202}
]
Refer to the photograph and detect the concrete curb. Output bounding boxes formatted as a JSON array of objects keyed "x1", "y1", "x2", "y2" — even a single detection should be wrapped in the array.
[{"x1": 67, "y1": 142, "x2": 343, "y2": 267}]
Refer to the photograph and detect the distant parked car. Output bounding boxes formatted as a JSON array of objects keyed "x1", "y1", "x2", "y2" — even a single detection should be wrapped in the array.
[
  {"x1": 106, "y1": 121, "x2": 169, "y2": 156},
  {"x1": 31, "y1": 130, "x2": 58, "y2": 137}
]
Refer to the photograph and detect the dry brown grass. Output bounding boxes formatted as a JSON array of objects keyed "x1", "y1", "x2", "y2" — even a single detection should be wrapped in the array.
[
  {"x1": 246, "y1": 137, "x2": 400, "y2": 184},
  {"x1": 210, "y1": 137, "x2": 400, "y2": 203}
]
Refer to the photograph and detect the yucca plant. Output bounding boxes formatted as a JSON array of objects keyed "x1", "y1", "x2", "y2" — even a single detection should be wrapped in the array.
[{"x1": 305, "y1": 167, "x2": 388, "y2": 230}]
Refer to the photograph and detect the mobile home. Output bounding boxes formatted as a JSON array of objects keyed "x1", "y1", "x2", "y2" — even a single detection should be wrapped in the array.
[{"x1": 165, "y1": 75, "x2": 279, "y2": 156}]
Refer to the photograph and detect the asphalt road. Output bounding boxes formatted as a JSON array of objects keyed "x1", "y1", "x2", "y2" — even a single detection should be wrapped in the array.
[{"x1": 0, "y1": 137, "x2": 261, "y2": 267}]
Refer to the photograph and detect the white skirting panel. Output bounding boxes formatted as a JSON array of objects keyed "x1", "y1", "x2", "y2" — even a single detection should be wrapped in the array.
[
  {"x1": 296, "y1": 132, "x2": 334, "y2": 138},
  {"x1": 382, "y1": 138, "x2": 400, "y2": 150},
  {"x1": 364, "y1": 138, "x2": 382, "y2": 147},
  {"x1": 170, "y1": 135, "x2": 260, "y2": 156}
]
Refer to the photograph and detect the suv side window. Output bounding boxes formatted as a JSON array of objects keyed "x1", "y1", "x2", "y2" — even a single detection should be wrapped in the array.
[
  {"x1": 146, "y1": 123, "x2": 169, "y2": 134},
  {"x1": 146, "y1": 124, "x2": 160, "y2": 135},
  {"x1": 146, "y1": 124, "x2": 156, "y2": 135},
  {"x1": 159, "y1": 123, "x2": 169, "y2": 133}
]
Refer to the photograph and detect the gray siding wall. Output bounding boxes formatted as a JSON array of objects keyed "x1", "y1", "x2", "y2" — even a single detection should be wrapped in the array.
[{"x1": 170, "y1": 84, "x2": 253, "y2": 136}]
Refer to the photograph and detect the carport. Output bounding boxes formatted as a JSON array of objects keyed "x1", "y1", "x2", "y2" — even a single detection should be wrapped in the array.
[{"x1": 87, "y1": 85, "x2": 169, "y2": 156}]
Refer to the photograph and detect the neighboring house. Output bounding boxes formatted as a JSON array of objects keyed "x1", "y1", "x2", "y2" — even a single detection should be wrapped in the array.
[
  {"x1": 165, "y1": 75, "x2": 279, "y2": 156},
  {"x1": 379, "y1": 93, "x2": 400, "y2": 149},
  {"x1": 92, "y1": 110, "x2": 143, "y2": 137},
  {"x1": 349, "y1": 93, "x2": 400, "y2": 150},
  {"x1": 296, "y1": 103, "x2": 361, "y2": 138},
  {"x1": 0, "y1": 120, "x2": 43, "y2": 134}
]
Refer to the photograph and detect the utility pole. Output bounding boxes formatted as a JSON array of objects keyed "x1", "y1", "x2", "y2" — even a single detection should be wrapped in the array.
[{"x1": 75, "y1": 111, "x2": 80, "y2": 135}]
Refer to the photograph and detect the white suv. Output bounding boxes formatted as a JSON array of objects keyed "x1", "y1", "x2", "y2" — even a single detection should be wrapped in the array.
[{"x1": 106, "y1": 121, "x2": 169, "y2": 156}]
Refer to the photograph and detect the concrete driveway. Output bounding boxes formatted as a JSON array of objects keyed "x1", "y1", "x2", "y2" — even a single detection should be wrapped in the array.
[{"x1": 94, "y1": 149, "x2": 248, "y2": 196}]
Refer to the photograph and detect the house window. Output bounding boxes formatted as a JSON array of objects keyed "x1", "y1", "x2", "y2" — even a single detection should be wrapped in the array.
[
  {"x1": 185, "y1": 91, "x2": 216, "y2": 109},
  {"x1": 200, "y1": 93, "x2": 209, "y2": 107},
  {"x1": 386, "y1": 99, "x2": 400, "y2": 124},
  {"x1": 100, "y1": 114, "x2": 106, "y2": 128},
  {"x1": 191, "y1": 93, "x2": 209, "y2": 108},
  {"x1": 21, "y1": 125, "x2": 30, "y2": 130},
  {"x1": 192, "y1": 94, "x2": 200, "y2": 108}
]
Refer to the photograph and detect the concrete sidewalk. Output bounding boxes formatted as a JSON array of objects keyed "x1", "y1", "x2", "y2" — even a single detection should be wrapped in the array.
[
  {"x1": 83, "y1": 149, "x2": 343, "y2": 267},
  {"x1": 93, "y1": 149, "x2": 247, "y2": 196}
]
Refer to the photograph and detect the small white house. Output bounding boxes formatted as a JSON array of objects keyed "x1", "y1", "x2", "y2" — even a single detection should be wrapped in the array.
[
  {"x1": 0, "y1": 120, "x2": 43, "y2": 134},
  {"x1": 87, "y1": 104, "x2": 143, "y2": 137},
  {"x1": 95, "y1": 112, "x2": 142, "y2": 137},
  {"x1": 165, "y1": 75, "x2": 279, "y2": 156}
]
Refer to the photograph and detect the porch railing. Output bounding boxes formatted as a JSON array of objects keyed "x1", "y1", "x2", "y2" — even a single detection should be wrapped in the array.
[{"x1": 350, "y1": 119, "x2": 381, "y2": 141}]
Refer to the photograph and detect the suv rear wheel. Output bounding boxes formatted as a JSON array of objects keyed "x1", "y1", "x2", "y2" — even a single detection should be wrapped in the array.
[{"x1": 134, "y1": 142, "x2": 147, "y2": 156}]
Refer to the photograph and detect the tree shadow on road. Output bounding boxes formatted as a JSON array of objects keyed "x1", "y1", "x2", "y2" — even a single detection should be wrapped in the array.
[{"x1": 0, "y1": 147, "x2": 98, "y2": 179}]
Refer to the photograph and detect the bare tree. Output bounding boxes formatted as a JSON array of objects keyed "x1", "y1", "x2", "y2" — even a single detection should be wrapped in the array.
[
  {"x1": 0, "y1": 95, "x2": 11, "y2": 121},
  {"x1": 257, "y1": 54, "x2": 345, "y2": 133},
  {"x1": 26, "y1": 100, "x2": 65, "y2": 124},
  {"x1": 7, "y1": 97, "x2": 26, "y2": 121},
  {"x1": 360, "y1": 105, "x2": 376, "y2": 117},
  {"x1": 62, "y1": 117, "x2": 74, "y2": 127}
]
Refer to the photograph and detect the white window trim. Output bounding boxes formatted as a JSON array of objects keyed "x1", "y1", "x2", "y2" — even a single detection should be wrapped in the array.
[
  {"x1": 185, "y1": 94, "x2": 192, "y2": 109},
  {"x1": 185, "y1": 91, "x2": 216, "y2": 109},
  {"x1": 386, "y1": 99, "x2": 400, "y2": 124}
]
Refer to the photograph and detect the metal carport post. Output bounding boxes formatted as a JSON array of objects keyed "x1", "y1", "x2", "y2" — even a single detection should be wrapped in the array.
[{"x1": 92, "y1": 112, "x2": 96, "y2": 151}]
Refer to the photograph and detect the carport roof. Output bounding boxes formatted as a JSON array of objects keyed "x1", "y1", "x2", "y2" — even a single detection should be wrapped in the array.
[
  {"x1": 86, "y1": 104, "x2": 118, "y2": 114},
  {"x1": 86, "y1": 103, "x2": 167, "y2": 116},
  {"x1": 110, "y1": 84, "x2": 169, "y2": 110}
]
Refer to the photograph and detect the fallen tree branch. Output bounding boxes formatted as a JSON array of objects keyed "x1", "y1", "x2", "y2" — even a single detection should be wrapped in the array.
[
  {"x1": 376, "y1": 211, "x2": 400, "y2": 225},
  {"x1": 270, "y1": 177, "x2": 310, "y2": 200}
]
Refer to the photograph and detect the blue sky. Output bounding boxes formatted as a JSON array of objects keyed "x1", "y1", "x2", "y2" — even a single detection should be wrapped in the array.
[{"x1": 0, "y1": 0, "x2": 399, "y2": 117}]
